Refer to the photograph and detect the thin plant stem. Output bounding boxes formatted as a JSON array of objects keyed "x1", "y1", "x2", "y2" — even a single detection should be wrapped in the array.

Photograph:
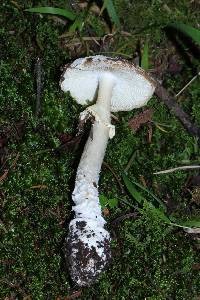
[
  {"x1": 154, "y1": 165, "x2": 200, "y2": 175},
  {"x1": 176, "y1": 71, "x2": 200, "y2": 98}
]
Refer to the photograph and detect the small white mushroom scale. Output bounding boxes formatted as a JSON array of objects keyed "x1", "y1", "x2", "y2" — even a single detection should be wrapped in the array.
[{"x1": 60, "y1": 55, "x2": 156, "y2": 286}]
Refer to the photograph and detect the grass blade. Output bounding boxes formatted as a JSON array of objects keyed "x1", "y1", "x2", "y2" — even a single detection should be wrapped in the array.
[
  {"x1": 169, "y1": 22, "x2": 200, "y2": 46},
  {"x1": 122, "y1": 173, "x2": 145, "y2": 205},
  {"x1": 99, "y1": 0, "x2": 109, "y2": 15},
  {"x1": 146, "y1": 202, "x2": 171, "y2": 223},
  {"x1": 178, "y1": 218, "x2": 200, "y2": 228},
  {"x1": 117, "y1": 197, "x2": 138, "y2": 209},
  {"x1": 25, "y1": 7, "x2": 76, "y2": 21},
  {"x1": 100, "y1": 0, "x2": 120, "y2": 28},
  {"x1": 107, "y1": 0, "x2": 120, "y2": 28},
  {"x1": 130, "y1": 180, "x2": 167, "y2": 211},
  {"x1": 69, "y1": 18, "x2": 83, "y2": 32},
  {"x1": 122, "y1": 174, "x2": 198, "y2": 229},
  {"x1": 141, "y1": 40, "x2": 149, "y2": 70},
  {"x1": 108, "y1": 198, "x2": 119, "y2": 208}
]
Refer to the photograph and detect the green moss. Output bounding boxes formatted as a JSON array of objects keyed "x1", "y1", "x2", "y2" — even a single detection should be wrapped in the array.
[{"x1": 1, "y1": 0, "x2": 200, "y2": 299}]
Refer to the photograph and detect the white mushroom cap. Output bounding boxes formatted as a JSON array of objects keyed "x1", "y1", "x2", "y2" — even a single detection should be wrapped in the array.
[{"x1": 60, "y1": 55, "x2": 156, "y2": 112}]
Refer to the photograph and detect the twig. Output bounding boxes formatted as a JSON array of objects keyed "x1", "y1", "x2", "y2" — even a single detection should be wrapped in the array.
[
  {"x1": 11, "y1": 152, "x2": 20, "y2": 169},
  {"x1": 184, "y1": 227, "x2": 200, "y2": 234},
  {"x1": 0, "y1": 169, "x2": 9, "y2": 182},
  {"x1": 0, "y1": 153, "x2": 20, "y2": 182},
  {"x1": 124, "y1": 150, "x2": 139, "y2": 173},
  {"x1": 176, "y1": 71, "x2": 200, "y2": 98},
  {"x1": 102, "y1": 161, "x2": 124, "y2": 193},
  {"x1": 155, "y1": 83, "x2": 200, "y2": 142},
  {"x1": 34, "y1": 57, "x2": 43, "y2": 117},
  {"x1": 111, "y1": 212, "x2": 138, "y2": 225},
  {"x1": 154, "y1": 165, "x2": 200, "y2": 175}
]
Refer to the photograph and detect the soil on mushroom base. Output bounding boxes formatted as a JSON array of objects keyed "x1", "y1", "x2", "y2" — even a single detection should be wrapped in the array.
[{"x1": 65, "y1": 220, "x2": 111, "y2": 286}]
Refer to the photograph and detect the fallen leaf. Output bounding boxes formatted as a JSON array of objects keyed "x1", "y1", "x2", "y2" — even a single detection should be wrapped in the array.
[{"x1": 128, "y1": 109, "x2": 153, "y2": 132}]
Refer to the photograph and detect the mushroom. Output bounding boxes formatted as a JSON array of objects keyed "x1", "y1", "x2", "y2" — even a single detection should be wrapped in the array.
[{"x1": 60, "y1": 55, "x2": 156, "y2": 286}]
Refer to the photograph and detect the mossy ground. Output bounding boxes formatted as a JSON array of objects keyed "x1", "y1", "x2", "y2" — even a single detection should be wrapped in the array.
[{"x1": 0, "y1": 1, "x2": 200, "y2": 299}]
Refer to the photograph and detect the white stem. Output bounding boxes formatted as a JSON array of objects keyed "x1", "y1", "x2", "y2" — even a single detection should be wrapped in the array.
[
  {"x1": 65, "y1": 73, "x2": 116, "y2": 286},
  {"x1": 73, "y1": 73, "x2": 115, "y2": 222}
]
